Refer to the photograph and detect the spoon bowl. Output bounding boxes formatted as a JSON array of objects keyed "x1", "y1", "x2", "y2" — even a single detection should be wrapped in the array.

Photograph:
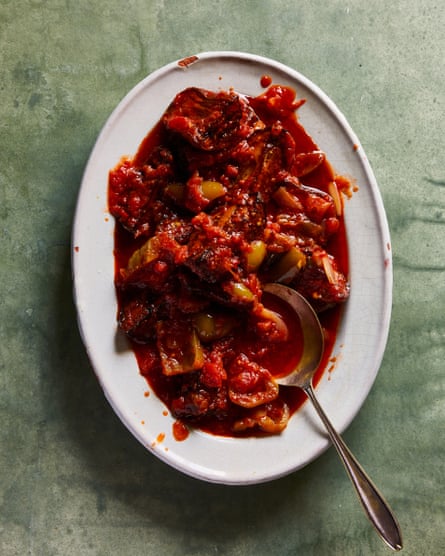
[
  {"x1": 264, "y1": 283, "x2": 403, "y2": 552},
  {"x1": 264, "y1": 283, "x2": 325, "y2": 389}
]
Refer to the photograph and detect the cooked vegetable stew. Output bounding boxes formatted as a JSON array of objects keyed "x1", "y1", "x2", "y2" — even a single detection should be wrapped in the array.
[{"x1": 108, "y1": 84, "x2": 351, "y2": 437}]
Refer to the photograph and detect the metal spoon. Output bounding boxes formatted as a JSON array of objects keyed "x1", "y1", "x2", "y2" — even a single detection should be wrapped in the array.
[{"x1": 264, "y1": 283, "x2": 403, "y2": 552}]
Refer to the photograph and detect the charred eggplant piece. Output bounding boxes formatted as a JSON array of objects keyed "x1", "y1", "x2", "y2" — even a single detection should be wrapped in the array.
[{"x1": 163, "y1": 87, "x2": 263, "y2": 151}]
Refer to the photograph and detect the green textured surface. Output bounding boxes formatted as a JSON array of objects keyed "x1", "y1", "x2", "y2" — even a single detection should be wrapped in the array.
[{"x1": 1, "y1": 1, "x2": 444, "y2": 554}]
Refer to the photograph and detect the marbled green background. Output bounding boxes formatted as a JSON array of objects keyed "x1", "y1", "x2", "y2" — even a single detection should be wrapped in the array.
[{"x1": 1, "y1": 1, "x2": 444, "y2": 554}]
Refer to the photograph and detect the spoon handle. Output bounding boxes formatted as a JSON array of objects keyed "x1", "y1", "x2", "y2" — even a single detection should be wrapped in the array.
[{"x1": 304, "y1": 385, "x2": 403, "y2": 551}]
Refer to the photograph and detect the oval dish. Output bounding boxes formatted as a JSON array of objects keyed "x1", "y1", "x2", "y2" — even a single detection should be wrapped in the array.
[{"x1": 72, "y1": 51, "x2": 392, "y2": 485}]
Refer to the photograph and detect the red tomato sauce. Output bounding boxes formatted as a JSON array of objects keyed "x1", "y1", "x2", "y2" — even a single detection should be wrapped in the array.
[{"x1": 109, "y1": 82, "x2": 351, "y2": 438}]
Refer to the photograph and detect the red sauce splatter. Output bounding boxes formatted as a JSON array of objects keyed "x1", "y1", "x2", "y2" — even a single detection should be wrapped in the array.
[
  {"x1": 173, "y1": 420, "x2": 189, "y2": 441},
  {"x1": 74, "y1": 246, "x2": 79, "y2": 252},
  {"x1": 177, "y1": 55, "x2": 199, "y2": 68},
  {"x1": 260, "y1": 74, "x2": 273, "y2": 88},
  {"x1": 156, "y1": 432, "x2": 165, "y2": 443}
]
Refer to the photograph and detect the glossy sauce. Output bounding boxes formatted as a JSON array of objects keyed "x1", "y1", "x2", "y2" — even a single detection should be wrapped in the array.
[{"x1": 111, "y1": 82, "x2": 349, "y2": 438}]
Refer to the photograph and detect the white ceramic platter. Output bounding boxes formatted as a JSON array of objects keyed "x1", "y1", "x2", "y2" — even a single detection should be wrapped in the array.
[{"x1": 72, "y1": 52, "x2": 392, "y2": 485}]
